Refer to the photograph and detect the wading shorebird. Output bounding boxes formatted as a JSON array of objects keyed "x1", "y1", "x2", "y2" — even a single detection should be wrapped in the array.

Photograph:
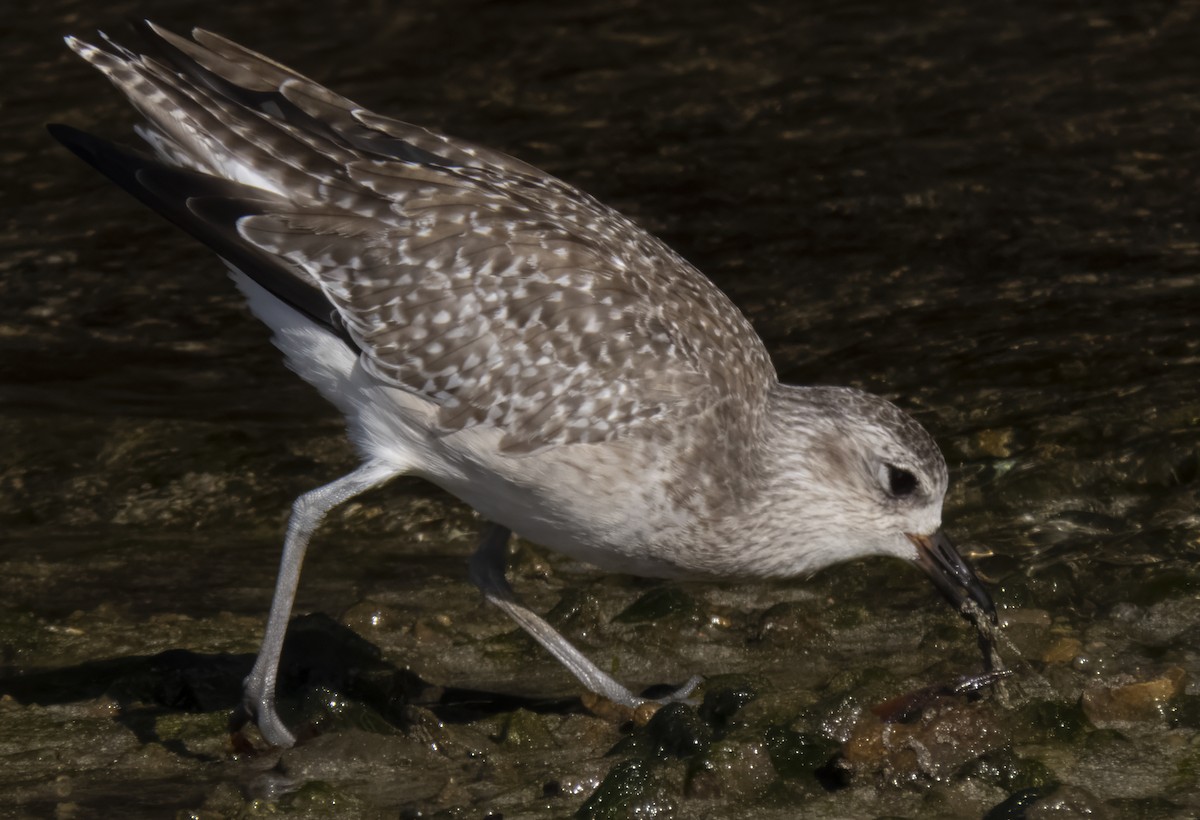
[{"x1": 51, "y1": 22, "x2": 996, "y2": 747}]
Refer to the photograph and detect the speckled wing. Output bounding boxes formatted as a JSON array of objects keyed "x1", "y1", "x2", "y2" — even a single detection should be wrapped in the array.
[
  {"x1": 61, "y1": 23, "x2": 777, "y2": 453},
  {"x1": 239, "y1": 169, "x2": 778, "y2": 452}
]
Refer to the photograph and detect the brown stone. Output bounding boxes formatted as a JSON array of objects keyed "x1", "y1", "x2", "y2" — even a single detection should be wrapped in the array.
[
  {"x1": 843, "y1": 698, "x2": 1004, "y2": 782},
  {"x1": 1081, "y1": 667, "x2": 1188, "y2": 724},
  {"x1": 1040, "y1": 637, "x2": 1083, "y2": 664}
]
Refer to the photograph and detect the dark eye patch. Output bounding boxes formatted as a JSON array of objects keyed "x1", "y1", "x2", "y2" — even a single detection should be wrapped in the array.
[{"x1": 886, "y1": 464, "x2": 919, "y2": 498}]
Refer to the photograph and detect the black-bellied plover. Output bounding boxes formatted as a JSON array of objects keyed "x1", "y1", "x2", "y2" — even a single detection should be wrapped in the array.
[{"x1": 51, "y1": 22, "x2": 996, "y2": 748}]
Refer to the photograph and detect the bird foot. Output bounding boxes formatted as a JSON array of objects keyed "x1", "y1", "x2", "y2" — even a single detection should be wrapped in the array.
[
  {"x1": 231, "y1": 694, "x2": 297, "y2": 749},
  {"x1": 649, "y1": 674, "x2": 705, "y2": 705}
]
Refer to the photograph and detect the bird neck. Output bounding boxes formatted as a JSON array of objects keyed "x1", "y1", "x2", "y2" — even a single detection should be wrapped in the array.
[{"x1": 699, "y1": 384, "x2": 866, "y2": 576}]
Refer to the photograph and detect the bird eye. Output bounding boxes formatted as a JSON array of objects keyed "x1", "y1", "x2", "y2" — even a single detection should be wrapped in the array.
[{"x1": 885, "y1": 464, "x2": 919, "y2": 498}]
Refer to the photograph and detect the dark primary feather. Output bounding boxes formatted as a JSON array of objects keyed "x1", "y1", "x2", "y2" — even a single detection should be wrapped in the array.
[
  {"x1": 52, "y1": 23, "x2": 777, "y2": 453},
  {"x1": 47, "y1": 123, "x2": 347, "y2": 339}
]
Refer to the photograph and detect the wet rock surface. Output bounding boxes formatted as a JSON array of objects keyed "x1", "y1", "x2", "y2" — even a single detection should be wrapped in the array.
[{"x1": 3, "y1": 0, "x2": 1200, "y2": 817}]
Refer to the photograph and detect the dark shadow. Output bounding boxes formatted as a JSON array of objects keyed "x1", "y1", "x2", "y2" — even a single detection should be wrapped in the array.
[
  {"x1": 0, "y1": 612, "x2": 592, "y2": 756},
  {"x1": 0, "y1": 647, "x2": 251, "y2": 762}
]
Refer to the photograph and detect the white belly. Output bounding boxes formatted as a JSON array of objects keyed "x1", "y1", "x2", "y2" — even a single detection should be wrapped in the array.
[{"x1": 234, "y1": 269, "x2": 691, "y2": 579}]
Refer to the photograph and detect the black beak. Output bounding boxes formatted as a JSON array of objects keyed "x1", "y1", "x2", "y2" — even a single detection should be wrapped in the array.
[{"x1": 907, "y1": 530, "x2": 996, "y2": 623}]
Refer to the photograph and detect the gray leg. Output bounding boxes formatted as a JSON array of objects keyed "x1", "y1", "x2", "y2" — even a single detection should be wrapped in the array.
[
  {"x1": 468, "y1": 524, "x2": 702, "y2": 708},
  {"x1": 239, "y1": 460, "x2": 400, "y2": 747}
]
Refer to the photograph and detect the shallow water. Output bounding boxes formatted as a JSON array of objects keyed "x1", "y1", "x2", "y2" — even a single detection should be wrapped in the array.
[{"x1": 2, "y1": 0, "x2": 1199, "y2": 817}]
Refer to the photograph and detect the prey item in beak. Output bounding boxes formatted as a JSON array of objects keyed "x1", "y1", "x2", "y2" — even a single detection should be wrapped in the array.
[{"x1": 907, "y1": 529, "x2": 996, "y2": 623}]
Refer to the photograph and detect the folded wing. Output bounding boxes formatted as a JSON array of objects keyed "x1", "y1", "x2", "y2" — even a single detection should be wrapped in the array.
[{"x1": 53, "y1": 22, "x2": 776, "y2": 453}]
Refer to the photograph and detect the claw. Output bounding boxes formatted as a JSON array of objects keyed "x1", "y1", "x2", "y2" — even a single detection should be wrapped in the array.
[{"x1": 652, "y1": 674, "x2": 705, "y2": 704}]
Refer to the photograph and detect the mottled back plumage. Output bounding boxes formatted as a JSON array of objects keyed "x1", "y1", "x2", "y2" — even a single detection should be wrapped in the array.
[{"x1": 65, "y1": 23, "x2": 775, "y2": 454}]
